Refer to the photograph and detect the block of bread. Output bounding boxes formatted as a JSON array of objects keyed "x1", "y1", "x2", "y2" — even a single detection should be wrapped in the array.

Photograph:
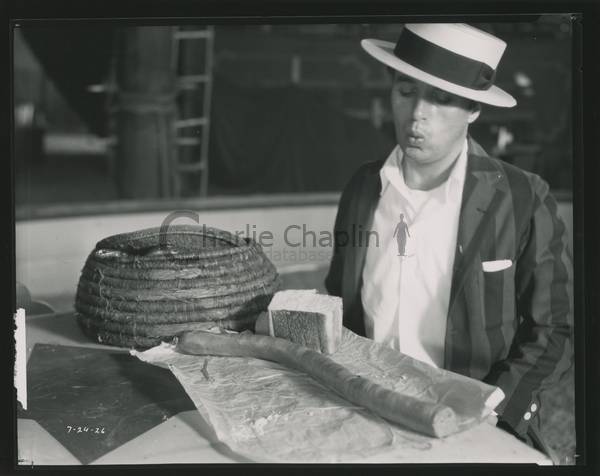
[{"x1": 267, "y1": 289, "x2": 342, "y2": 354}]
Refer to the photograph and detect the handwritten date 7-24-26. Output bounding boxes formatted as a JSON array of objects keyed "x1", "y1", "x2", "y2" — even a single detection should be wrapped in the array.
[{"x1": 66, "y1": 425, "x2": 106, "y2": 434}]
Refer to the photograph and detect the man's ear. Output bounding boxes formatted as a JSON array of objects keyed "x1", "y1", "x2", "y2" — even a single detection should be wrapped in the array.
[{"x1": 467, "y1": 102, "x2": 481, "y2": 124}]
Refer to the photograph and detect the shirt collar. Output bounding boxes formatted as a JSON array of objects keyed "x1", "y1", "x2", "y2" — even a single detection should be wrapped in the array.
[{"x1": 379, "y1": 139, "x2": 468, "y2": 203}]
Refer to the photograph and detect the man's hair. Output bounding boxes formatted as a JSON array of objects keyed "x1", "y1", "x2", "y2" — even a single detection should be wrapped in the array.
[{"x1": 386, "y1": 66, "x2": 480, "y2": 112}]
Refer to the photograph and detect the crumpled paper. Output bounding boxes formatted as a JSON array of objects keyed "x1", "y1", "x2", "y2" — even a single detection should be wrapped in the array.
[{"x1": 131, "y1": 328, "x2": 504, "y2": 463}]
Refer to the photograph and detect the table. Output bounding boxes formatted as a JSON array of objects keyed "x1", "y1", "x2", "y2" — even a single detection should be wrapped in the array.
[{"x1": 16, "y1": 312, "x2": 553, "y2": 465}]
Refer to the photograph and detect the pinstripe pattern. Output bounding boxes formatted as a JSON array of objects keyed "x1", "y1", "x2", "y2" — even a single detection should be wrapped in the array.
[{"x1": 325, "y1": 137, "x2": 574, "y2": 445}]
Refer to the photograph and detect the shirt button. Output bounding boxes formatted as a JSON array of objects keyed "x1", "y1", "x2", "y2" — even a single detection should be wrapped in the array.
[
  {"x1": 530, "y1": 403, "x2": 538, "y2": 412},
  {"x1": 523, "y1": 412, "x2": 532, "y2": 421}
]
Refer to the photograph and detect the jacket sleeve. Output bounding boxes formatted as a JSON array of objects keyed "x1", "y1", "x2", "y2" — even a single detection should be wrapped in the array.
[{"x1": 483, "y1": 175, "x2": 574, "y2": 437}]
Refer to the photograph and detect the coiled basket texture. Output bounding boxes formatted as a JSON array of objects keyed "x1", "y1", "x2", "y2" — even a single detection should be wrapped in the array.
[{"x1": 75, "y1": 225, "x2": 281, "y2": 349}]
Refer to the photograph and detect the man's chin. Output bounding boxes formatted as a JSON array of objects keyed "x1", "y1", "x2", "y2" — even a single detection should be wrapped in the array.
[{"x1": 402, "y1": 146, "x2": 431, "y2": 163}]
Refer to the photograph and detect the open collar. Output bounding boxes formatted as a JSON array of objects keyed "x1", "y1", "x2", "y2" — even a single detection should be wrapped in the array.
[{"x1": 379, "y1": 139, "x2": 469, "y2": 205}]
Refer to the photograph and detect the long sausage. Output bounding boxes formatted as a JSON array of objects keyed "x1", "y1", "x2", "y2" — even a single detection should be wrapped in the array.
[{"x1": 176, "y1": 330, "x2": 458, "y2": 438}]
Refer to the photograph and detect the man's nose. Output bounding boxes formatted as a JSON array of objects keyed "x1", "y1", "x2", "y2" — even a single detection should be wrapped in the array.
[{"x1": 410, "y1": 95, "x2": 431, "y2": 121}]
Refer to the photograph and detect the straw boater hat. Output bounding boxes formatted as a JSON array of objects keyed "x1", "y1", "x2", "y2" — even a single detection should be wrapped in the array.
[{"x1": 361, "y1": 23, "x2": 517, "y2": 108}]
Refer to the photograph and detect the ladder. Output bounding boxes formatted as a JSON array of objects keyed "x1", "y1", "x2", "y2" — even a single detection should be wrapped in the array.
[{"x1": 171, "y1": 26, "x2": 215, "y2": 197}]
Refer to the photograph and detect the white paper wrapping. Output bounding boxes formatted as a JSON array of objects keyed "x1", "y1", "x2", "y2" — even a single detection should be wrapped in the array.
[{"x1": 131, "y1": 328, "x2": 504, "y2": 463}]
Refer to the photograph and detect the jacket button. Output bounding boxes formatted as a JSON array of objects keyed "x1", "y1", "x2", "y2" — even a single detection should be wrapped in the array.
[
  {"x1": 523, "y1": 412, "x2": 532, "y2": 421},
  {"x1": 530, "y1": 403, "x2": 537, "y2": 412}
]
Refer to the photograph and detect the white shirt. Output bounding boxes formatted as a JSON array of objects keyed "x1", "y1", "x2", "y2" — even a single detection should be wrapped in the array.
[{"x1": 361, "y1": 140, "x2": 468, "y2": 367}]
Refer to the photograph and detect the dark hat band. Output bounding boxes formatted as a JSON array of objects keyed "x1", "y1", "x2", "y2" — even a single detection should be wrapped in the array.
[{"x1": 393, "y1": 28, "x2": 496, "y2": 91}]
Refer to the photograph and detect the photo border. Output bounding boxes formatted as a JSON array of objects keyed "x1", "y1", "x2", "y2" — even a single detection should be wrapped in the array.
[{"x1": 3, "y1": 1, "x2": 598, "y2": 475}]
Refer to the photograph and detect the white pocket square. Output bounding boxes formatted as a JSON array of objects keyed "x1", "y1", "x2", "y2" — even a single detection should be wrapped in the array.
[{"x1": 482, "y1": 259, "x2": 513, "y2": 272}]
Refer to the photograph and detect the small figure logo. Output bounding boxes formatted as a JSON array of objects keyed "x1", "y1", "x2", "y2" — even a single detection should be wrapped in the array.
[{"x1": 393, "y1": 213, "x2": 410, "y2": 257}]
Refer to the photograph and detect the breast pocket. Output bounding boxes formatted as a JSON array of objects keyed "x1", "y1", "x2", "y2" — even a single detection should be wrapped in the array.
[{"x1": 480, "y1": 258, "x2": 517, "y2": 331}]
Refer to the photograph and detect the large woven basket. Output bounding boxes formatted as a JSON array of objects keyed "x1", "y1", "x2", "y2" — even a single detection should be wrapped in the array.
[{"x1": 75, "y1": 224, "x2": 280, "y2": 348}]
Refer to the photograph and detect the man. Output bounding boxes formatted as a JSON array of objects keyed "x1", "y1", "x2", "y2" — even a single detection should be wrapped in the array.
[{"x1": 325, "y1": 23, "x2": 573, "y2": 462}]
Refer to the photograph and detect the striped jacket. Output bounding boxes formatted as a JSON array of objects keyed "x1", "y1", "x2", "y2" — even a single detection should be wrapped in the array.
[{"x1": 325, "y1": 137, "x2": 573, "y2": 448}]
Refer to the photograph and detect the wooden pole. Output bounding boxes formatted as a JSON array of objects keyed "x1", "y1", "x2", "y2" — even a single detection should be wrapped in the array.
[{"x1": 114, "y1": 27, "x2": 176, "y2": 199}]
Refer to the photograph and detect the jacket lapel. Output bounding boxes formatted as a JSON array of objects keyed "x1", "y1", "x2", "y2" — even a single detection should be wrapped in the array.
[
  {"x1": 342, "y1": 163, "x2": 381, "y2": 335},
  {"x1": 450, "y1": 138, "x2": 508, "y2": 304},
  {"x1": 445, "y1": 138, "x2": 508, "y2": 371},
  {"x1": 347, "y1": 164, "x2": 381, "y2": 293}
]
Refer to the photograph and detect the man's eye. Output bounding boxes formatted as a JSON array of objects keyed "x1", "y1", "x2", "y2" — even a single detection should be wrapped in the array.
[
  {"x1": 395, "y1": 85, "x2": 416, "y2": 96},
  {"x1": 433, "y1": 91, "x2": 454, "y2": 104}
]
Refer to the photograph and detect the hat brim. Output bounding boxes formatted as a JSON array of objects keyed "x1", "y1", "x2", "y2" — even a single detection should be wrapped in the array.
[{"x1": 361, "y1": 39, "x2": 517, "y2": 108}]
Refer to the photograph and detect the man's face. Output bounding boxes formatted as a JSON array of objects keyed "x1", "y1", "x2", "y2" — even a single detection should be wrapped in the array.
[{"x1": 391, "y1": 72, "x2": 480, "y2": 165}]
